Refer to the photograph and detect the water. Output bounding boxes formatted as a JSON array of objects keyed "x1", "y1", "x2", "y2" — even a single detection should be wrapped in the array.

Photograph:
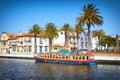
[{"x1": 0, "y1": 58, "x2": 120, "y2": 80}]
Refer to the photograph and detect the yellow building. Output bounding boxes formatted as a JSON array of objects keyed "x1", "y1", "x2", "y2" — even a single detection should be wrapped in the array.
[
  {"x1": 0, "y1": 32, "x2": 10, "y2": 53},
  {"x1": 52, "y1": 44, "x2": 63, "y2": 52},
  {"x1": 67, "y1": 32, "x2": 77, "y2": 52}
]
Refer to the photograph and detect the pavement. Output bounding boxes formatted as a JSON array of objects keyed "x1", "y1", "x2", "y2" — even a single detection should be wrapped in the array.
[
  {"x1": 0, "y1": 53, "x2": 34, "y2": 59},
  {"x1": 94, "y1": 53, "x2": 120, "y2": 61},
  {"x1": 0, "y1": 53, "x2": 120, "y2": 61}
]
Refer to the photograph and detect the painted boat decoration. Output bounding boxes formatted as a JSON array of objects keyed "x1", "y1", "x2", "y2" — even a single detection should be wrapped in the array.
[{"x1": 34, "y1": 50, "x2": 96, "y2": 65}]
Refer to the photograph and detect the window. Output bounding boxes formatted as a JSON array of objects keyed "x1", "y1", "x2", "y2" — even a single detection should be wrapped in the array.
[
  {"x1": 86, "y1": 42, "x2": 88, "y2": 48},
  {"x1": 81, "y1": 42, "x2": 84, "y2": 47},
  {"x1": 85, "y1": 38, "x2": 87, "y2": 41},
  {"x1": 40, "y1": 38, "x2": 42, "y2": 44},
  {"x1": 81, "y1": 37, "x2": 83, "y2": 41},
  {"x1": 29, "y1": 37, "x2": 31, "y2": 42},
  {"x1": 3, "y1": 36, "x2": 5, "y2": 40},
  {"x1": 85, "y1": 32, "x2": 88, "y2": 36},
  {"x1": 28, "y1": 46, "x2": 31, "y2": 52},
  {"x1": 24, "y1": 37, "x2": 26, "y2": 42},
  {"x1": 61, "y1": 32, "x2": 63, "y2": 34},
  {"x1": 24, "y1": 47, "x2": 26, "y2": 52},
  {"x1": 3, "y1": 42, "x2": 6, "y2": 45},
  {"x1": 70, "y1": 42, "x2": 73, "y2": 45},
  {"x1": 54, "y1": 47, "x2": 58, "y2": 50},
  {"x1": 18, "y1": 47, "x2": 19, "y2": 52},
  {"x1": 74, "y1": 42, "x2": 76, "y2": 45},
  {"x1": 69, "y1": 37, "x2": 71, "y2": 40},
  {"x1": 40, "y1": 38, "x2": 42, "y2": 41},
  {"x1": 12, "y1": 45, "x2": 16, "y2": 51},
  {"x1": 45, "y1": 46, "x2": 48, "y2": 52}
]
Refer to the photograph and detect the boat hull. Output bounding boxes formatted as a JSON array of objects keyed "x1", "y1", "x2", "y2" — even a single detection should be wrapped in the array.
[{"x1": 35, "y1": 56, "x2": 96, "y2": 65}]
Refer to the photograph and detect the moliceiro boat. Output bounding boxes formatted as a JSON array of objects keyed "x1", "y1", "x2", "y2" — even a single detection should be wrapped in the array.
[{"x1": 34, "y1": 50, "x2": 96, "y2": 65}]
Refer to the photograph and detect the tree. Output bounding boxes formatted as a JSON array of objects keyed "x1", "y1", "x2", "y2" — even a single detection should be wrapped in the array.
[
  {"x1": 92, "y1": 29, "x2": 105, "y2": 50},
  {"x1": 29, "y1": 24, "x2": 42, "y2": 54},
  {"x1": 61, "y1": 23, "x2": 72, "y2": 46},
  {"x1": 44, "y1": 23, "x2": 58, "y2": 53},
  {"x1": 100, "y1": 36, "x2": 116, "y2": 51},
  {"x1": 74, "y1": 24, "x2": 84, "y2": 53},
  {"x1": 77, "y1": 3, "x2": 103, "y2": 51}
]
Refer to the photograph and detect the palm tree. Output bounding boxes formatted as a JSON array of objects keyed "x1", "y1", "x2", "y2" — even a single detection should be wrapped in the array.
[
  {"x1": 44, "y1": 23, "x2": 58, "y2": 53},
  {"x1": 61, "y1": 23, "x2": 72, "y2": 46},
  {"x1": 74, "y1": 24, "x2": 84, "y2": 53},
  {"x1": 92, "y1": 29, "x2": 106, "y2": 50},
  {"x1": 77, "y1": 3, "x2": 103, "y2": 51},
  {"x1": 29, "y1": 24, "x2": 42, "y2": 54}
]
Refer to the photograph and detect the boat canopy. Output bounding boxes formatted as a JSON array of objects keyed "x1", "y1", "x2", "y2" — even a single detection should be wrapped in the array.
[{"x1": 60, "y1": 50, "x2": 70, "y2": 54}]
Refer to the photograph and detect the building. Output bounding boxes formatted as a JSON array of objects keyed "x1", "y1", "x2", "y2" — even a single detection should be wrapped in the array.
[
  {"x1": 52, "y1": 31, "x2": 77, "y2": 52},
  {"x1": 67, "y1": 32, "x2": 77, "y2": 52},
  {"x1": 79, "y1": 29, "x2": 98, "y2": 51},
  {"x1": 0, "y1": 32, "x2": 49, "y2": 53},
  {"x1": 52, "y1": 30, "x2": 98, "y2": 52},
  {"x1": 0, "y1": 30, "x2": 98, "y2": 53}
]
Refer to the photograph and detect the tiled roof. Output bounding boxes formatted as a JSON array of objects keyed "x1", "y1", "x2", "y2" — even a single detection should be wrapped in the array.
[
  {"x1": 17, "y1": 33, "x2": 41, "y2": 37},
  {"x1": 7, "y1": 34, "x2": 18, "y2": 40},
  {"x1": 118, "y1": 36, "x2": 120, "y2": 40},
  {"x1": 52, "y1": 44, "x2": 63, "y2": 47},
  {"x1": 7, "y1": 32, "x2": 41, "y2": 40},
  {"x1": 67, "y1": 34, "x2": 77, "y2": 37}
]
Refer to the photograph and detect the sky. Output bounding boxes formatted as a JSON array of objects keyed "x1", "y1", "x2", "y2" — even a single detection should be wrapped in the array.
[{"x1": 0, "y1": 0, "x2": 120, "y2": 36}]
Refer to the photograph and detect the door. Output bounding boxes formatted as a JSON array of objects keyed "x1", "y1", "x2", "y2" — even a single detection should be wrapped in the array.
[{"x1": 40, "y1": 46, "x2": 42, "y2": 53}]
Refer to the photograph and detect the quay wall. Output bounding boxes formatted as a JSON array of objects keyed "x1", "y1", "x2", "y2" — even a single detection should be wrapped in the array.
[{"x1": 0, "y1": 53, "x2": 120, "y2": 62}]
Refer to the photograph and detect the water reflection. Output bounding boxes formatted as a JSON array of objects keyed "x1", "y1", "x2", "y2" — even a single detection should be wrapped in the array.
[
  {"x1": 35, "y1": 62, "x2": 97, "y2": 80},
  {"x1": 0, "y1": 58, "x2": 120, "y2": 80}
]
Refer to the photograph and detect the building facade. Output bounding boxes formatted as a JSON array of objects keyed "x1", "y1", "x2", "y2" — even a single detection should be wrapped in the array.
[
  {"x1": 79, "y1": 29, "x2": 98, "y2": 50},
  {"x1": 0, "y1": 30, "x2": 98, "y2": 53},
  {"x1": 0, "y1": 32, "x2": 49, "y2": 53},
  {"x1": 0, "y1": 32, "x2": 10, "y2": 53},
  {"x1": 52, "y1": 31, "x2": 77, "y2": 52}
]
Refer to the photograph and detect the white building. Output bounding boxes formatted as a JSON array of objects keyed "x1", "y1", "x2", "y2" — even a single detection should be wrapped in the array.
[
  {"x1": 53, "y1": 31, "x2": 65, "y2": 46},
  {"x1": 52, "y1": 31, "x2": 77, "y2": 52},
  {"x1": 0, "y1": 32, "x2": 49, "y2": 53},
  {"x1": 0, "y1": 30, "x2": 99, "y2": 53},
  {"x1": 79, "y1": 29, "x2": 98, "y2": 50}
]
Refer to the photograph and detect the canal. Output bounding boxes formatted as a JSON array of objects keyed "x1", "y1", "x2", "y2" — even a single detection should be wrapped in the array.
[{"x1": 0, "y1": 58, "x2": 120, "y2": 80}]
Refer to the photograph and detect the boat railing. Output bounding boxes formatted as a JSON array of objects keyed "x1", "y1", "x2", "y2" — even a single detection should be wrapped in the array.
[{"x1": 38, "y1": 53, "x2": 94, "y2": 61}]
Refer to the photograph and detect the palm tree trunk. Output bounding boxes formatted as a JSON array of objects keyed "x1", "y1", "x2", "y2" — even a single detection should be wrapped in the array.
[
  {"x1": 34, "y1": 34, "x2": 37, "y2": 54},
  {"x1": 65, "y1": 32, "x2": 68, "y2": 46},
  {"x1": 77, "y1": 33, "x2": 79, "y2": 53},
  {"x1": 49, "y1": 38, "x2": 52, "y2": 53},
  {"x1": 98, "y1": 37, "x2": 100, "y2": 50},
  {"x1": 87, "y1": 24, "x2": 91, "y2": 50}
]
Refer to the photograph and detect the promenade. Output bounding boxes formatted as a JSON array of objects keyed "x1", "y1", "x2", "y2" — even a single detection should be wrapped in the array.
[
  {"x1": 94, "y1": 54, "x2": 120, "y2": 61},
  {"x1": 0, "y1": 53, "x2": 34, "y2": 59},
  {"x1": 0, "y1": 53, "x2": 120, "y2": 61}
]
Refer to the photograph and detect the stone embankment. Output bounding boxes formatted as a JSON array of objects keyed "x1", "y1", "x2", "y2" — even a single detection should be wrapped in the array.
[
  {"x1": 0, "y1": 53, "x2": 34, "y2": 59},
  {"x1": 94, "y1": 54, "x2": 120, "y2": 61},
  {"x1": 0, "y1": 53, "x2": 120, "y2": 62}
]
